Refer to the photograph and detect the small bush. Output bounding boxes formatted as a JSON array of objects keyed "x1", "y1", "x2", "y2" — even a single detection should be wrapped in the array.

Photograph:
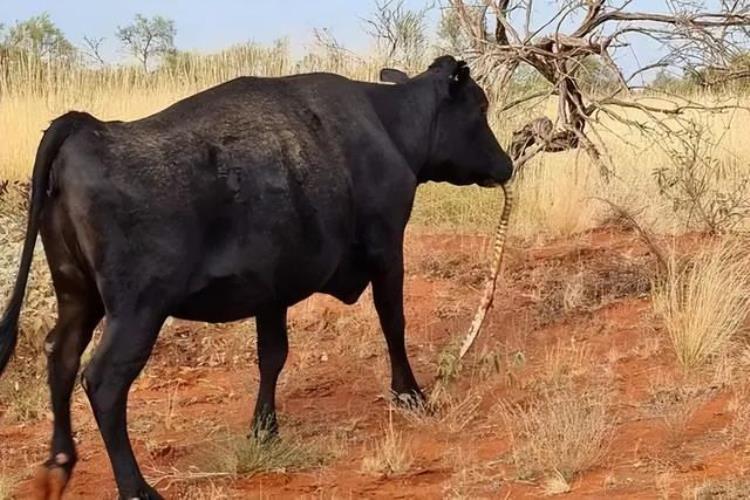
[
  {"x1": 653, "y1": 123, "x2": 750, "y2": 234},
  {"x1": 500, "y1": 389, "x2": 613, "y2": 487},
  {"x1": 652, "y1": 239, "x2": 750, "y2": 371}
]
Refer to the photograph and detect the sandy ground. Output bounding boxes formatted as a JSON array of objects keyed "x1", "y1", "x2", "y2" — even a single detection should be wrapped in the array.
[{"x1": 2, "y1": 227, "x2": 748, "y2": 499}]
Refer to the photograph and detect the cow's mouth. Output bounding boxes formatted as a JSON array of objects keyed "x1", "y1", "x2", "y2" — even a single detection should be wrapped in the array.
[{"x1": 478, "y1": 178, "x2": 501, "y2": 188}]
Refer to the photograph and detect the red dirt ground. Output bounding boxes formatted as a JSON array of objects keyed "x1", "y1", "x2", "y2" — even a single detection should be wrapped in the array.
[{"x1": 2, "y1": 227, "x2": 749, "y2": 498}]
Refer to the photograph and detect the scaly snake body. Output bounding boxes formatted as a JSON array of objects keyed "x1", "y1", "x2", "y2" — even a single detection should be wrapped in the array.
[{"x1": 457, "y1": 184, "x2": 513, "y2": 360}]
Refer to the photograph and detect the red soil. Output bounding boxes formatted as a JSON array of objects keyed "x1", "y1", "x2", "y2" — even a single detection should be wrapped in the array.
[{"x1": 2, "y1": 227, "x2": 747, "y2": 498}]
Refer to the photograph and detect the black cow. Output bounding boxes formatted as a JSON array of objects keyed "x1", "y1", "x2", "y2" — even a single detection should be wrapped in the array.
[{"x1": 0, "y1": 56, "x2": 512, "y2": 499}]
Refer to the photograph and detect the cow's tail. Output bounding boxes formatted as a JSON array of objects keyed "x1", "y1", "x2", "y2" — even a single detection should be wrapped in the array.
[{"x1": 0, "y1": 111, "x2": 94, "y2": 376}]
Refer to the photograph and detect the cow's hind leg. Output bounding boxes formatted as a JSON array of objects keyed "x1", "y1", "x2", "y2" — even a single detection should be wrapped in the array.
[
  {"x1": 32, "y1": 295, "x2": 103, "y2": 500},
  {"x1": 251, "y1": 307, "x2": 288, "y2": 439},
  {"x1": 81, "y1": 311, "x2": 164, "y2": 500}
]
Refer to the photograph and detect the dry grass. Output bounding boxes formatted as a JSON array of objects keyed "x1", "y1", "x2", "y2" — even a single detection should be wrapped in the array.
[
  {"x1": 687, "y1": 477, "x2": 750, "y2": 499},
  {"x1": 528, "y1": 257, "x2": 652, "y2": 328},
  {"x1": 193, "y1": 431, "x2": 329, "y2": 477},
  {"x1": 646, "y1": 383, "x2": 707, "y2": 440},
  {"x1": 652, "y1": 239, "x2": 750, "y2": 372},
  {"x1": 2, "y1": 43, "x2": 750, "y2": 240},
  {"x1": 0, "y1": 471, "x2": 11, "y2": 500},
  {"x1": 0, "y1": 45, "x2": 380, "y2": 181},
  {"x1": 726, "y1": 385, "x2": 750, "y2": 446},
  {"x1": 437, "y1": 393, "x2": 483, "y2": 434},
  {"x1": 512, "y1": 157, "x2": 605, "y2": 240},
  {"x1": 397, "y1": 390, "x2": 482, "y2": 434},
  {"x1": 543, "y1": 471, "x2": 573, "y2": 495},
  {"x1": 0, "y1": 370, "x2": 48, "y2": 423},
  {"x1": 443, "y1": 448, "x2": 502, "y2": 499},
  {"x1": 0, "y1": 184, "x2": 56, "y2": 349},
  {"x1": 361, "y1": 410, "x2": 413, "y2": 476},
  {"x1": 541, "y1": 338, "x2": 593, "y2": 389},
  {"x1": 0, "y1": 185, "x2": 56, "y2": 422},
  {"x1": 500, "y1": 388, "x2": 613, "y2": 488},
  {"x1": 0, "y1": 184, "x2": 56, "y2": 422},
  {"x1": 178, "y1": 483, "x2": 230, "y2": 500}
]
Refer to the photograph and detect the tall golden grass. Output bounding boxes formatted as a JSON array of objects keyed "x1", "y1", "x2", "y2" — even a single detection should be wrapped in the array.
[{"x1": 4, "y1": 43, "x2": 749, "y2": 238}]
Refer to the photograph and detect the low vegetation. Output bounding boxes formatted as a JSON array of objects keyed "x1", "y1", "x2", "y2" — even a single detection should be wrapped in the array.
[
  {"x1": 361, "y1": 411, "x2": 414, "y2": 476},
  {"x1": 0, "y1": 183, "x2": 54, "y2": 421},
  {"x1": 0, "y1": 183, "x2": 55, "y2": 346},
  {"x1": 499, "y1": 389, "x2": 613, "y2": 489},
  {"x1": 688, "y1": 477, "x2": 750, "y2": 499},
  {"x1": 652, "y1": 239, "x2": 750, "y2": 372},
  {"x1": 197, "y1": 431, "x2": 329, "y2": 477},
  {"x1": 0, "y1": 372, "x2": 48, "y2": 423}
]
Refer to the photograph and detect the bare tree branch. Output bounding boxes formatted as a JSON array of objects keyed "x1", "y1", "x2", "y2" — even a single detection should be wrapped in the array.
[
  {"x1": 82, "y1": 35, "x2": 107, "y2": 67},
  {"x1": 444, "y1": 0, "x2": 750, "y2": 169}
]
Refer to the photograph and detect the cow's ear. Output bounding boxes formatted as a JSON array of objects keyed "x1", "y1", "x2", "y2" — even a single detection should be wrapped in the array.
[
  {"x1": 449, "y1": 61, "x2": 470, "y2": 97},
  {"x1": 428, "y1": 56, "x2": 470, "y2": 97},
  {"x1": 380, "y1": 68, "x2": 409, "y2": 84}
]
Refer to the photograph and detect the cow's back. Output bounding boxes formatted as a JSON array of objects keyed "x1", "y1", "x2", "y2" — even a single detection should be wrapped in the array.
[{"x1": 51, "y1": 74, "x2": 368, "y2": 320}]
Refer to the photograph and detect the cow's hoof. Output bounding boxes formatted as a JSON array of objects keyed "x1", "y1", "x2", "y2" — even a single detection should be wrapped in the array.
[
  {"x1": 249, "y1": 426, "x2": 280, "y2": 444},
  {"x1": 250, "y1": 413, "x2": 279, "y2": 443},
  {"x1": 31, "y1": 461, "x2": 69, "y2": 500},
  {"x1": 121, "y1": 484, "x2": 164, "y2": 500},
  {"x1": 393, "y1": 389, "x2": 429, "y2": 413}
]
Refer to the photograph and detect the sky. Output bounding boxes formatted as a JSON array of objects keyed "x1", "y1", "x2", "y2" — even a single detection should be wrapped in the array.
[
  {"x1": 1, "y1": 0, "x2": 675, "y2": 78},
  {"x1": 2, "y1": 0, "x2": 437, "y2": 61}
]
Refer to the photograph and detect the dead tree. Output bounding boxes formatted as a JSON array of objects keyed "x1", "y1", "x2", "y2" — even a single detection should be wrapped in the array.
[
  {"x1": 82, "y1": 35, "x2": 107, "y2": 67},
  {"x1": 445, "y1": 0, "x2": 750, "y2": 170}
]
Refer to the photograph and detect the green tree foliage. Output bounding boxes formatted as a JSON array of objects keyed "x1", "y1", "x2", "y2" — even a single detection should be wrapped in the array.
[
  {"x1": 116, "y1": 14, "x2": 176, "y2": 72},
  {"x1": 437, "y1": 4, "x2": 483, "y2": 55},
  {"x1": 1, "y1": 13, "x2": 77, "y2": 62},
  {"x1": 576, "y1": 56, "x2": 621, "y2": 96},
  {"x1": 649, "y1": 52, "x2": 750, "y2": 93}
]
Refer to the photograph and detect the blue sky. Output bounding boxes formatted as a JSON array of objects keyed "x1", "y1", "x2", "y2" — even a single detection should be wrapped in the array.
[
  {"x1": 2, "y1": 0, "x2": 436, "y2": 61},
  {"x1": 2, "y1": 0, "x2": 672, "y2": 78}
]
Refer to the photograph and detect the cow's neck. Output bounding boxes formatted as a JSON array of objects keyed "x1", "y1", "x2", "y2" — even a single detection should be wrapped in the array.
[{"x1": 366, "y1": 79, "x2": 437, "y2": 177}]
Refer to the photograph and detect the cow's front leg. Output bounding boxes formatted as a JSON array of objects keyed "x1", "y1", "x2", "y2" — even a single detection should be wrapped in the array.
[{"x1": 371, "y1": 257, "x2": 424, "y2": 407}]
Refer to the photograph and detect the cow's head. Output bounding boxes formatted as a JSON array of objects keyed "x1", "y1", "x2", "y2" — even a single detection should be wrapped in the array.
[{"x1": 381, "y1": 56, "x2": 513, "y2": 187}]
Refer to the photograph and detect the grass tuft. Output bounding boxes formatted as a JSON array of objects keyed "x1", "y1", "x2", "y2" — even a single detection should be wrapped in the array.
[
  {"x1": 652, "y1": 238, "x2": 750, "y2": 372},
  {"x1": 197, "y1": 431, "x2": 329, "y2": 477},
  {"x1": 500, "y1": 389, "x2": 613, "y2": 485},
  {"x1": 0, "y1": 470, "x2": 12, "y2": 500},
  {"x1": 688, "y1": 477, "x2": 750, "y2": 499},
  {"x1": 542, "y1": 470, "x2": 572, "y2": 495},
  {"x1": 361, "y1": 410, "x2": 413, "y2": 476}
]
